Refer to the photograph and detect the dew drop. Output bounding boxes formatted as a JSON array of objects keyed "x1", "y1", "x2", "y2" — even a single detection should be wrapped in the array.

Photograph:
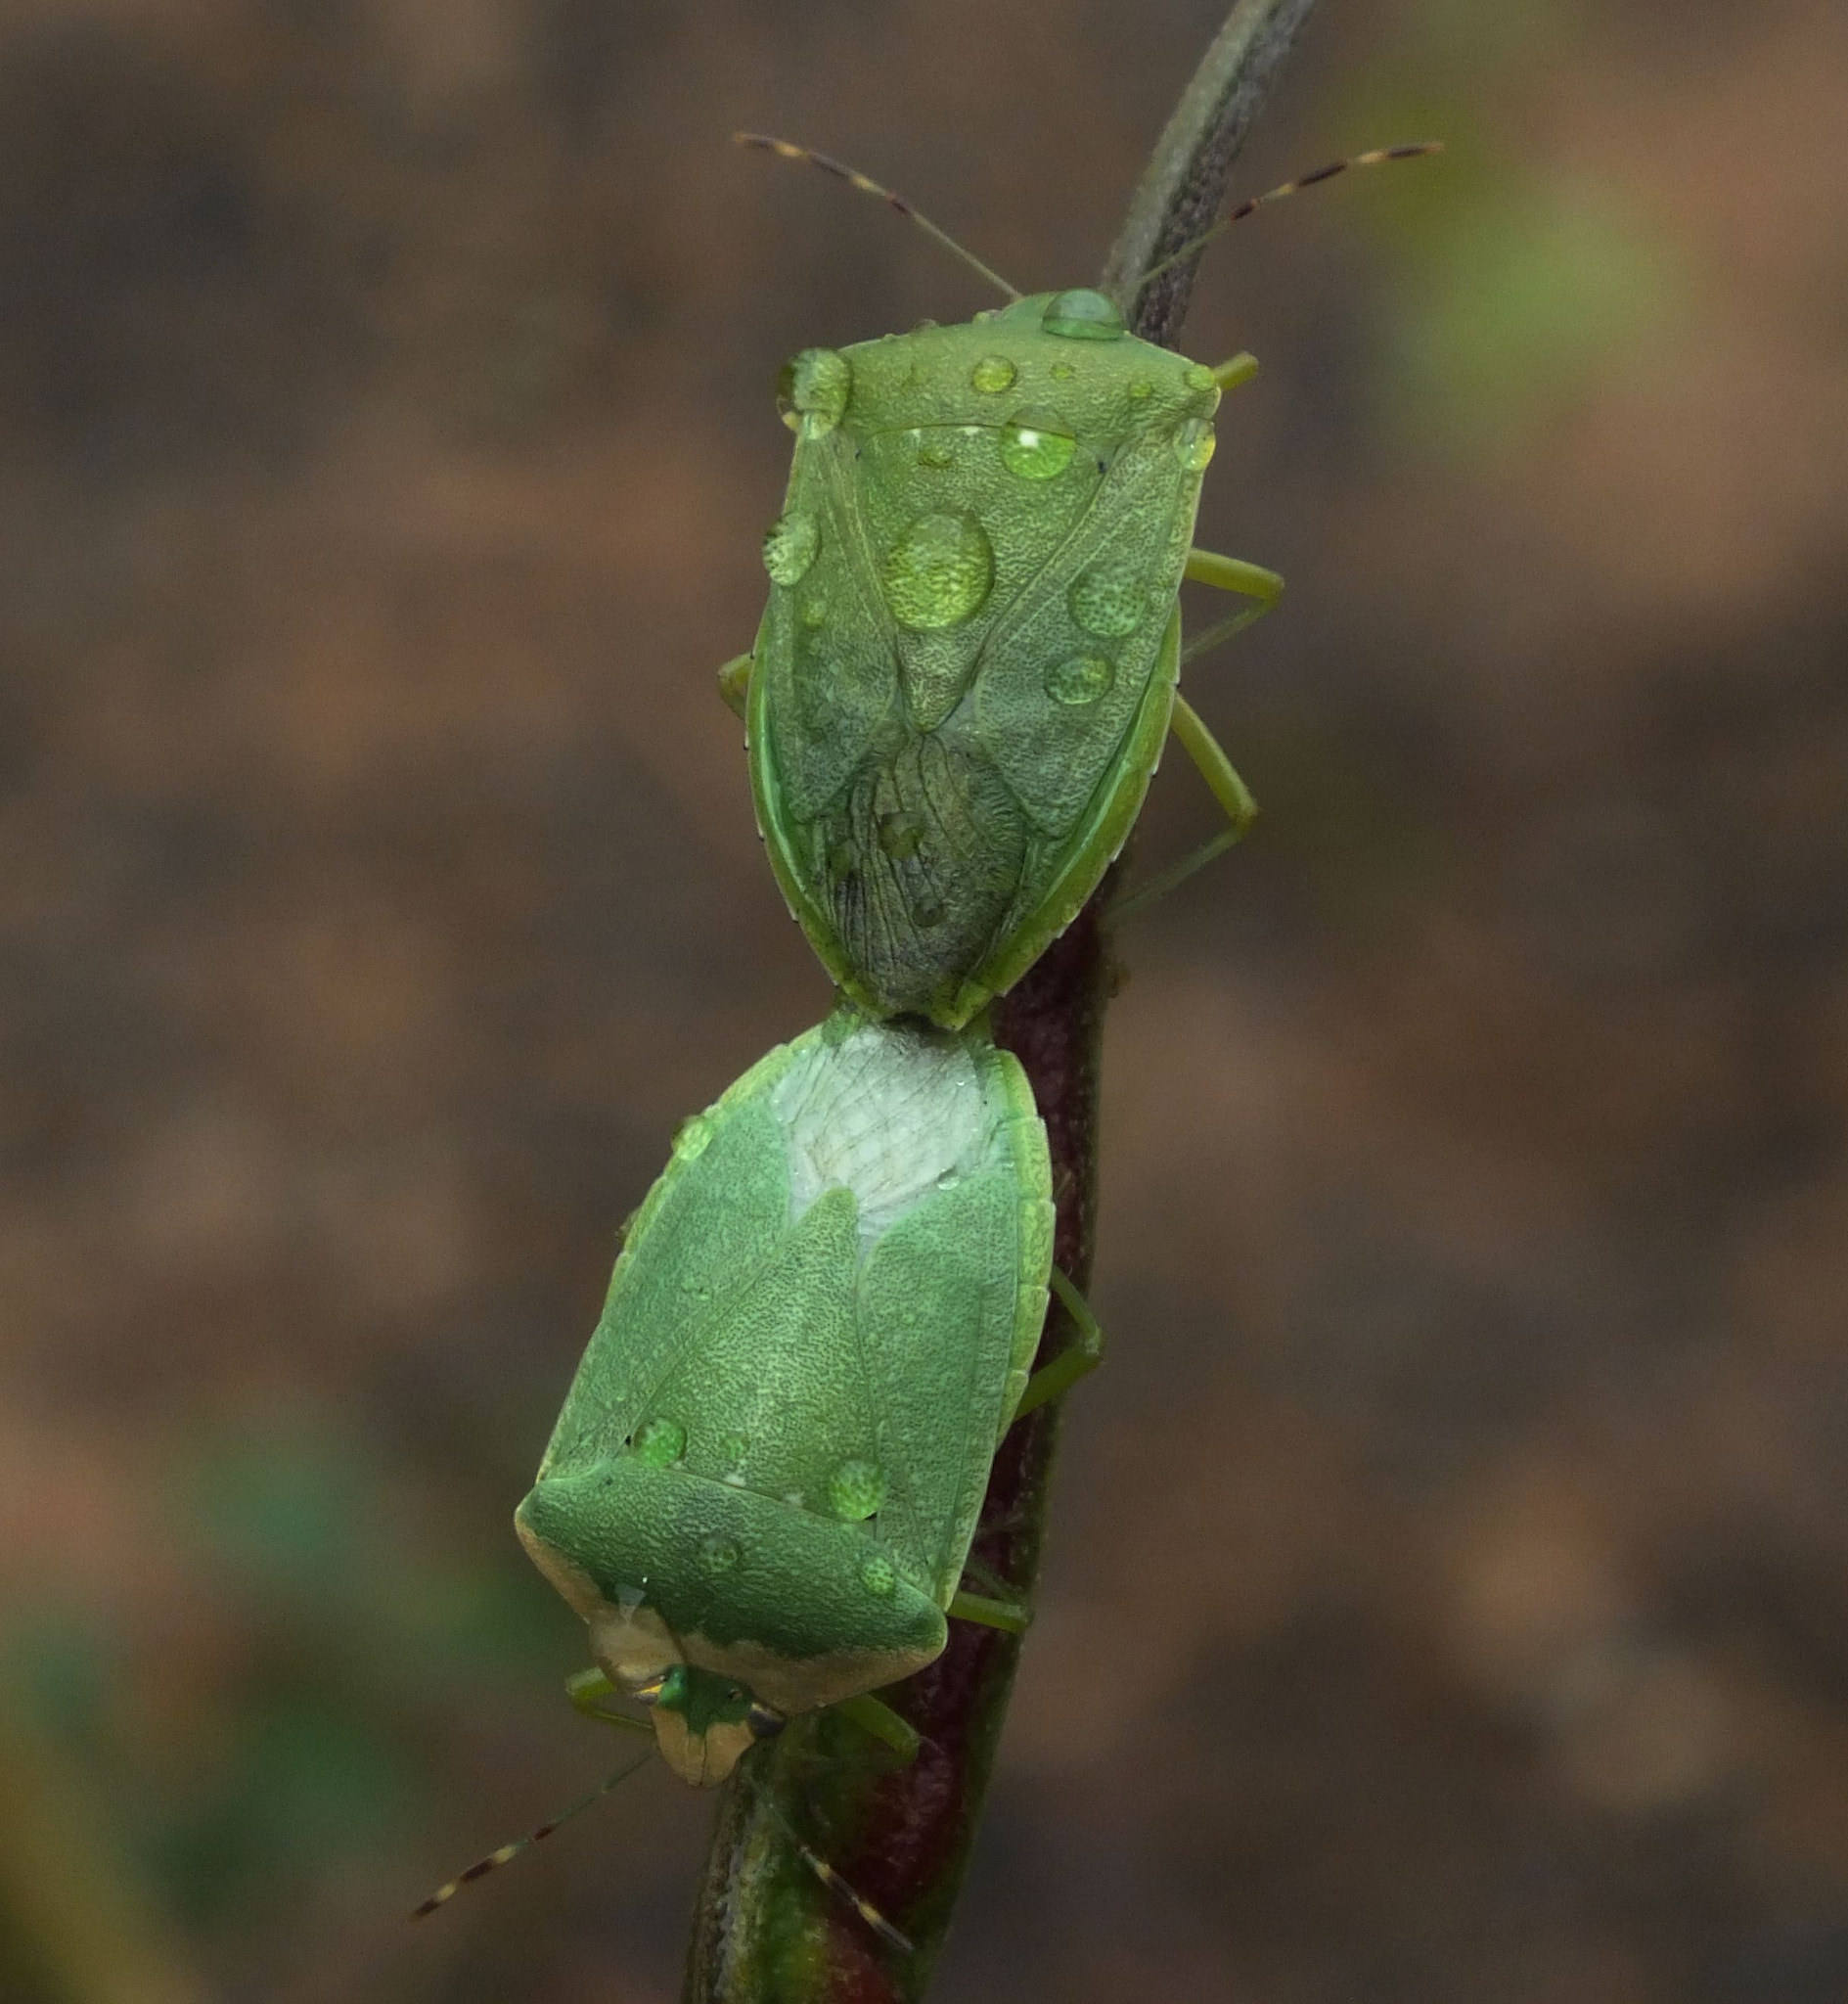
[
  {"x1": 634, "y1": 1417, "x2": 686, "y2": 1466},
  {"x1": 672, "y1": 1115, "x2": 713, "y2": 1160},
  {"x1": 1042, "y1": 288, "x2": 1125, "y2": 342},
  {"x1": 1050, "y1": 360, "x2": 1076, "y2": 382},
  {"x1": 1127, "y1": 379, "x2": 1154, "y2": 401},
  {"x1": 778, "y1": 347, "x2": 852, "y2": 436},
  {"x1": 912, "y1": 895, "x2": 946, "y2": 930},
  {"x1": 1046, "y1": 655, "x2": 1115, "y2": 706},
  {"x1": 999, "y1": 413, "x2": 1075, "y2": 482},
  {"x1": 1185, "y1": 362, "x2": 1218, "y2": 393},
  {"x1": 969, "y1": 354, "x2": 1016, "y2": 393},
  {"x1": 798, "y1": 594, "x2": 828, "y2": 629},
  {"x1": 1174, "y1": 418, "x2": 1217, "y2": 473},
  {"x1": 861, "y1": 1555, "x2": 897, "y2": 1597},
  {"x1": 697, "y1": 1533, "x2": 741, "y2": 1575},
  {"x1": 916, "y1": 435, "x2": 955, "y2": 470},
  {"x1": 878, "y1": 813, "x2": 924, "y2": 861},
  {"x1": 1068, "y1": 563, "x2": 1150, "y2": 639},
  {"x1": 881, "y1": 512, "x2": 995, "y2": 630},
  {"x1": 826, "y1": 1458, "x2": 886, "y2": 1522},
  {"x1": 762, "y1": 510, "x2": 820, "y2": 586}
]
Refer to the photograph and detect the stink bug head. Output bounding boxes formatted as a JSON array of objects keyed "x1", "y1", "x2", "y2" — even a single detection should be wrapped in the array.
[
  {"x1": 640, "y1": 1663, "x2": 785, "y2": 1788},
  {"x1": 516, "y1": 1455, "x2": 946, "y2": 1786}
]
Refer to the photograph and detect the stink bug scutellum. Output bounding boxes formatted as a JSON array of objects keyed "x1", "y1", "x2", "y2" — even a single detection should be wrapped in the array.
[{"x1": 722, "y1": 135, "x2": 1439, "y2": 1026}]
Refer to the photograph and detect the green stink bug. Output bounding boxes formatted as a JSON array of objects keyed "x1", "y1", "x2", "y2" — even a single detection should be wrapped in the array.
[
  {"x1": 721, "y1": 136, "x2": 1436, "y2": 1026},
  {"x1": 510, "y1": 1004, "x2": 1096, "y2": 1795}
]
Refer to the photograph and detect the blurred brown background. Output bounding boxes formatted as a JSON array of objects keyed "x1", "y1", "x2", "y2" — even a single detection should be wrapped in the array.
[{"x1": 3, "y1": 1, "x2": 1846, "y2": 1999}]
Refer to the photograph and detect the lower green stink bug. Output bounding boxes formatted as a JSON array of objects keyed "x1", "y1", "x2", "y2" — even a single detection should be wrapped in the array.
[
  {"x1": 510, "y1": 1003, "x2": 1096, "y2": 1798},
  {"x1": 721, "y1": 135, "x2": 1437, "y2": 1027}
]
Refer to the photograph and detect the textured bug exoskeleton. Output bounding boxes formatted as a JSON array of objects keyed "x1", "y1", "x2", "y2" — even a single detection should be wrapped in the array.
[
  {"x1": 728, "y1": 286, "x2": 1276, "y2": 1026},
  {"x1": 516, "y1": 1005, "x2": 1060, "y2": 1786}
]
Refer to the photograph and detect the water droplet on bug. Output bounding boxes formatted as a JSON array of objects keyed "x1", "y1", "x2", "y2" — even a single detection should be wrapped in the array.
[
  {"x1": 826, "y1": 1459, "x2": 885, "y2": 1522},
  {"x1": 1185, "y1": 363, "x2": 1217, "y2": 392},
  {"x1": 879, "y1": 813, "x2": 924, "y2": 860},
  {"x1": 634, "y1": 1417, "x2": 686, "y2": 1466},
  {"x1": 1174, "y1": 418, "x2": 1216, "y2": 472},
  {"x1": 934, "y1": 1167, "x2": 961, "y2": 1190},
  {"x1": 698, "y1": 1533, "x2": 741, "y2": 1575},
  {"x1": 1050, "y1": 360, "x2": 1075, "y2": 381},
  {"x1": 1068, "y1": 563, "x2": 1149, "y2": 638},
  {"x1": 798, "y1": 594, "x2": 828, "y2": 629},
  {"x1": 1042, "y1": 288, "x2": 1125, "y2": 341},
  {"x1": 1046, "y1": 655, "x2": 1115, "y2": 706},
  {"x1": 969, "y1": 354, "x2": 1015, "y2": 393},
  {"x1": 778, "y1": 347, "x2": 852, "y2": 436},
  {"x1": 672, "y1": 1115, "x2": 713, "y2": 1160},
  {"x1": 881, "y1": 511, "x2": 994, "y2": 630},
  {"x1": 912, "y1": 895, "x2": 945, "y2": 930},
  {"x1": 999, "y1": 414, "x2": 1075, "y2": 481},
  {"x1": 861, "y1": 1555, "x2": 897, "y2": 1597},
  {"x1": 916, "y1": 434, "x2": 955, "y2": 470},
  {"x1": 1127, "y1": 379, "x2": 1154, "y2": 400},
  {"x1": 762, "y1": 510, "x2": 820, "y2": 586}
]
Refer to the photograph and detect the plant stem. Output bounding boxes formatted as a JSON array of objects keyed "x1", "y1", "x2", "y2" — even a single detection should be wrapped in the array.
[{"x1": 682, "y1": 7, "x2": 1319, "y2": 1995}]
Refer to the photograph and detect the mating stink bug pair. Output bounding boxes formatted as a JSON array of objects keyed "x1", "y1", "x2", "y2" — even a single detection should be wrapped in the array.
[{"x1": 417, "y1": 129, "x2": 1437, "y2": 1936}]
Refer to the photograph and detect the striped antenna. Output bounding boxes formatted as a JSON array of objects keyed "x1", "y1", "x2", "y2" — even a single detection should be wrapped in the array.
[
  {"x1": 409, "y1": 1748, "x2": 654, "y2": 1920},
  {"x1": 734, "y1": 133, "x2": 1022, "y2": 303},
  {"x1": 757, "y1": 1787, "x2": 914, "y2": 1954},
  {"x1": 1133, "y1": 141, "x2": 1444, "y2": 296}
]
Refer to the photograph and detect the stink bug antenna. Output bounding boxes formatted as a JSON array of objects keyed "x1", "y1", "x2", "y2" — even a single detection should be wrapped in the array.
[
  {"x1": 409, "y1": 1747, "x2": 654, "y2": 1920},
  {"x1": 735, "y1": 133, "x2": 1023, "y2": 304},
  {"x1": 753, "y1": 1774, "x2": 914, "y2": 1955},
  {"x1": 1132, "y1": 141, "x2": 1444, "y2": 297}
]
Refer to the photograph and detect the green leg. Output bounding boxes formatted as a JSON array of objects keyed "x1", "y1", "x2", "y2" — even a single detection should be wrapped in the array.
[
  {"x1": 1181, "y1": 545, "x2": 1285, "y2": 666},
  {"x1": 834, "y1": 1693, "x2": 921, "y2": 1764},
  {"x1": 948, "y1": 1590, "x2": 1031, "y2": 1635},
  {"x1": 1011, "y1": 1266, "x2": 1106, "y2": 1423},
  {"x1": 566, "y1": 1667, "x2": 653, "y2": 1737},
  {"x1": 1210, "y1": 351, "x2": 1260, "y2": 393},
  {"x1": 717, "y1": 653, "x2": 753, "y2": 720},
  {"x1": 1107, "y1": 693, "x2": 1258, "y2": 924},
  {"x1": 1185, "y1": 547, "x2": 1285, "y2": 602}
]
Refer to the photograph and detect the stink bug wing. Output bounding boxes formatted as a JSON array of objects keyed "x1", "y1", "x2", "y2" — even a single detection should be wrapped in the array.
[
  {"x1": 631, "y1": 1184, "x2": 870, "y2": 1502},
  {"x1": 853, "y1": 1041, "x2": 1052, "y2": 1599},
  {"x1": 856, "y1": 1169, "x2": 1023, "y2": 1601},
  {"x1": 970, "y1": 425, "x2": 1198, "y2": 840},
  {"x1": 759, "y1": 430, "x2": 902, "y2": 824},
  {"x1": 536, "y1": 1043, "x2": 801, "y2": 1480}
]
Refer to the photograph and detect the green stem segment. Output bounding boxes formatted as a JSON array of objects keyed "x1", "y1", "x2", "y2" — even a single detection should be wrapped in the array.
[{"x1": 681, "y1": 6, "x2": 1320, "y2": 1995}]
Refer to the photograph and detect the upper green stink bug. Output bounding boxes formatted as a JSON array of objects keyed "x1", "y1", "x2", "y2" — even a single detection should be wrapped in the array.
[
  {"x1": 720, "y1": 135, "x2": 1439, "y2": 1026},
  {"x1": 509, "y1": 1004, "x2": 1099, "y2": 1798}
]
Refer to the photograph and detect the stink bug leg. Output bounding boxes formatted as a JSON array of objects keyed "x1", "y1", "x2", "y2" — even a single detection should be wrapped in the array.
[
  {"x1": 1010, "y1": 1265, "x2": 1107, "y2": 1421},
  {"x1": 717, "y1": 652, "x2": 753, "y2": 720}
]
